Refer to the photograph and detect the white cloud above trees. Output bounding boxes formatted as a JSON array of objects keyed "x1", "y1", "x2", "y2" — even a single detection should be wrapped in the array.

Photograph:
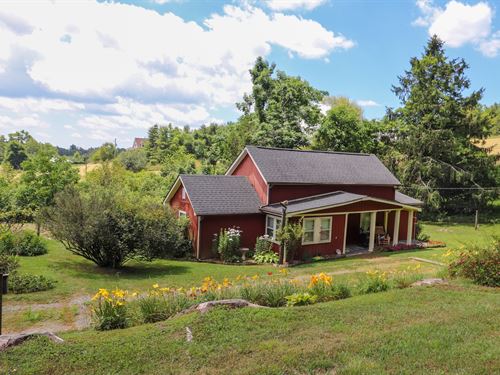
[
  {"x1": 0, "y1": 0, "x2": 352, "y2": 146},
  {"x1": 265, "y1": 0, "x2": 327, "y2": 11},
  {"x1": 413, "y1": 0, "x2": 500, "y2": 57}
]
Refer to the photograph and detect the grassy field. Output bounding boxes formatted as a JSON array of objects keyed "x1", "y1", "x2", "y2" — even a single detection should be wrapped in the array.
[{"x1": 1, "y1": 282, "x2": 499, "y2": 374}]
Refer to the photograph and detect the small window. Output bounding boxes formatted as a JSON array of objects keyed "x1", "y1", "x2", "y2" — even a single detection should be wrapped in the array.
[
  {"x1": 181, "y1": 188, "x2": 186, "y2": 200},
  {"x1": 178, "y1": 210, "x2": 187, "y2": 218},
  {"x1": 265, "y1": 215, "x2": 282, "y2": 241},
  {"x1": 303, "y1": 217, "x2": 332, "y2": 244}
]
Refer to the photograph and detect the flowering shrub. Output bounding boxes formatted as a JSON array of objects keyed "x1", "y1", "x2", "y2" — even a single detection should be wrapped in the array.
[
  {"x1": 307, "y1": 273, "x2": 351, "y2": 302},
  {"x1": 217, "y1": 227, "x2": 242, "y2": 262},
  {"x1": 361, "y1": 270, "x2": 389, "y2": 294},
  {"x1": 137, "y1": 284, "x2": 192, "y2": 323},
  {"x1": 448, "y1": 239, "x2": 500, "y2": 287},
  {"x1": 384, "y1": 243, "x2": 423, "y2": 252},
  {"x1": 91, "y1": 288, "x2": 128, "y2": 330},
  {"x1": 240, "y1": 274, "x2": 301, "y2": 307},
  {"x1": 285, "y1": 292, "x2": 317, "y2": 306}
]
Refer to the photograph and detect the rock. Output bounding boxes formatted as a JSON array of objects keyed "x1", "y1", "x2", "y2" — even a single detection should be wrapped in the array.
[
  {"x1": 411, "y1": 278, "x2": 447, "y2": 287},
  {"x1": 0, "y1": 331, "x2": 64, "y2": 351}
]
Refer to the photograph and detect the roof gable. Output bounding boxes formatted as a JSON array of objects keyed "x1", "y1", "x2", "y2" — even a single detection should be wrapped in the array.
[{"x1": 235, "y1": 146, "x2": 400, "y2": 186}]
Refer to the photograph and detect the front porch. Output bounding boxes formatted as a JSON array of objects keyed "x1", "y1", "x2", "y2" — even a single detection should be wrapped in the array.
[{"x1": 261, "y1": 191, "x2": 422, "y2": 260}]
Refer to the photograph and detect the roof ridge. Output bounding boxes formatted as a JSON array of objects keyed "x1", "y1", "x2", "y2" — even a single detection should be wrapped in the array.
[{"x1": 246, "y1": 145, "x2": 372, "y2": 157}]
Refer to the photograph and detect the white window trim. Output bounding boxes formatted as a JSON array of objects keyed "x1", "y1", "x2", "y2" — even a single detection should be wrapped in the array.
[
  {"x1": 265, "y1": 215, "x2": 282, "y2": 243},
  {"x1": 181, "y1": 188, "x2": 186, "y2": 200},
  {"x1": 178, "y1": 210, "x2": 187, "y2": 218},
  {"x1": 302, "y1": 216, "x2": 333, "y2": 245}
]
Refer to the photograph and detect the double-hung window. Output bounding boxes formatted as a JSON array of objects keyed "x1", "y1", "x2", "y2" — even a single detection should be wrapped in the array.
[
  {"x1": 266, "y1": 215, "x2": 282, "y2": 241},
  {"x1": 302, "y1": 217, "x2": 332, "y2": 244}
]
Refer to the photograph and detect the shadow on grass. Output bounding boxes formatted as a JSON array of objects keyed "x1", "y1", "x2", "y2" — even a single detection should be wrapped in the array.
[{"x1": 50, "y1": 259, "x2": 191, "y2": 280}]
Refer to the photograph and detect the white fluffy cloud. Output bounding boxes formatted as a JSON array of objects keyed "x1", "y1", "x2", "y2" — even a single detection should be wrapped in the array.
[
  {"x1": 356, "y1": 100, "x2": 380, "y2": 107},
  {"x1": 265, "y1": 0, "x2": 327, "y2": 11},
  {"x1": 0, "y1": 1, "x2": 353, "y2": 146},
  {"x1": 413, "y1": 0, "x2": 500, "y2": 57}
]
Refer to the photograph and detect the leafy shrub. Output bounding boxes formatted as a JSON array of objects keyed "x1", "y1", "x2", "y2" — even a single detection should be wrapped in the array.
[
  {"x1": 253, "y1": 236, "x2": 278, "y2": 264},
  {"x1": 0, "y1": 254, "x2": 19, "y2": 274},
  {"x1": 448, "y1": 239, "x2": 500, "y2": 287},
  {"x1": 117, "y1": 149, "x2": 148, "y2": 172},
  {"x1": 360, "y1": 270, "x2": 389, "y2": 294},
  {"x1": 91, "y1": 288, "x2": 128, "y2": 330},
  {"x1": 276, "y1": 221, "x2": 303, "y2": 262},
  {"x1": 8, "y1": 274, "x2": 56, "y2": 294},
  {"x1": 0, "y1": 230, "x2": 48, "y2": 256},
  {"x1": 44, "y1": 187, "x2": 189, "y2": 268},
  {"x1": 285, "y1": 292, "x2": 317, "y2": 306},
  {"x1": 217, "y1": 227, "x2": 242, "y2": 262},
  {"x1": 415, "y1": 221, "x2": 430, "y2": 241},
  {"x1": 12, "y1": 230, "x2": 47, "y2": 256}
]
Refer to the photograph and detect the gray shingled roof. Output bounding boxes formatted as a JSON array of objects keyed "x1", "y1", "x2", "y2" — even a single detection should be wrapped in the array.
[
  {"x1": 261, "y1": 191, "x2": 368, "y2": 215},
  {"x1": 180, "y1": 175, "x2": 261, "y2": 215},
  {"x1": 246, "y1": 146, "x2": 401, "y2": 186},
  {"x1": 395, "y1": 191, "x2": 423, "y2": 206}
]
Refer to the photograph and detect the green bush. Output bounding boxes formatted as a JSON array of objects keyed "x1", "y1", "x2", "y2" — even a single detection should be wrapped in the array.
[
  {"x1": 0, "y1": 254, "x2": 19, "y2": 274},
  {"x1": 448, "y1": 239, "x2": 500, "y2": 287},
  {"x1": 8, "y1": 274, "x2": 56, "y2": 294},
  {"x1": 307, "y1": 273, "x2": 351, "y2": 302},
  {"x1": 285, "y1": 292, "x2": 318, "y2": 306},
  {"x1": 0, "y1": 230, "x2": 48, "y2": 256},
  {"x1": 253, "y1": 237, "x2": 278, "y2": 264}
]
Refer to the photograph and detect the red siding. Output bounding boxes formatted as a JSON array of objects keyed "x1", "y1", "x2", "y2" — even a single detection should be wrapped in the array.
[
  {"x1": 169, "y1": 183, "x2": 198, "y2": 253},
  {"x1": 291, "y1": 214, "x2": 346, "y2": 259},
  {"x1": 199, "y1": 214, "x2": 265, "y2": 259},
  {"x1": 231, "y1": 154, "x2": 268, "y2": 204},
  {"x1": 269, "y1": 184, "x2": 395, "y2": 203}
]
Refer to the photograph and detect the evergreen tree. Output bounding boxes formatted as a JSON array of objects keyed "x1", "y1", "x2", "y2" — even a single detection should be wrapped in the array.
[{"x1": 389, "y1": 36, "x2": 498, "y2": 213}]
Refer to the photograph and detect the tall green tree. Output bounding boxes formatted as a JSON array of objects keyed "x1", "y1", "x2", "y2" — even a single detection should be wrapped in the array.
[
  {"x1": 4, "y1": 141, "x2": 27, "y2": 169},
  {"x1": 237, "y1": 57, "x2": 326, "y2": 149},
  {"x1": 313, "y1": 96, "x2": 380, "y2": 153},
  {"x1": 17, "y1": 147, "x2": 79, "y2": 233},
  {"x1": 91, "y1": 142, "x2": 117, "y2": 162},
  {"x1": 388, "y1": 36, "x2": 498, "y2": 213}
]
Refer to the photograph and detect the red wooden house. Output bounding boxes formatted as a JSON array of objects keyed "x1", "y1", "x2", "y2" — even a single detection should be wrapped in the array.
[{"x1": 165, "y1": 146, "x2": 422, "y2": 259}]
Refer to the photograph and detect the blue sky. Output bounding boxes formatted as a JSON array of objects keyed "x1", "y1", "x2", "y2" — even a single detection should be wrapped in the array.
[{"x1": 0, "y1": 0, "x2": 498, "y2": 148}]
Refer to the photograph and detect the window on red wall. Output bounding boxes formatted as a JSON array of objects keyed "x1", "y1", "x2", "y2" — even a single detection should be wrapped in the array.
[{"x1": 181, "y1": 188, "x2": 186, "y2": 200}]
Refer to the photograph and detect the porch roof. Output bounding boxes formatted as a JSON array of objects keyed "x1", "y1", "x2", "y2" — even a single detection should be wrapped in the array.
[{"x1": 261, "y1": 191, "x2": 421, "y2": 216}]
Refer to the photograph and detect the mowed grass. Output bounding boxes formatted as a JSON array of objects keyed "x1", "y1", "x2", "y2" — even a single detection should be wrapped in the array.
[
  {"x1": 1, "y1": 283, "x2": 499, "y2": 375},
  {"x1": 6, "y1": 222, "x2": 500, "y2": 305}
]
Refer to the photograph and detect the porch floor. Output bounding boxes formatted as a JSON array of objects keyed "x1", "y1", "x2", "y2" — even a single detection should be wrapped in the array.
[{"x1": 345, "y1": 245, "x2": 370, "y2": 256}]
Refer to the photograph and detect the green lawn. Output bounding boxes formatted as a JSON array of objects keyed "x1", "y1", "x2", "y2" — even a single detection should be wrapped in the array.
[
  {"x1": 2, "y1": 283, "x2": 499, "y2": 374},
  {"x1": 6, "y1": 222, "x2": 499, "y2": 306}
]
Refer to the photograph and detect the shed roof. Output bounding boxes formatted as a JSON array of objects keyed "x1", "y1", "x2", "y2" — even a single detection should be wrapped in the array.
[
  {"x1": 235, "y1": 146, "x2": 401, "y2": 186},
  {"x1": 179, "y1": 175, "x2": 262, "y2": 216}
]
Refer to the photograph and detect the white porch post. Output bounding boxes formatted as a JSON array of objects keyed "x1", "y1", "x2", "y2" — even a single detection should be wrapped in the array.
[
  {"x1": 384, "y1": 211, "x2": 389, "y2": 231},
  {"x1": 343, "y1": 213, "x2": 348, "y2": 254},
  {"x1": 368, "y1": 211, "x2": 376, "y2": 252},
  {"x1": 406, "y1": 210, "x2": 414, "y2": 245},
  {"x1": 393, "y1": 210, "x2": 401, "y2": 245}
]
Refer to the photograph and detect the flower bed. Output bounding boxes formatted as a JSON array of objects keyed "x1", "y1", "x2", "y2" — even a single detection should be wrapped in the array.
[{"x1": 90, "y1": 266, "x2": 425, "y2": 331}]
